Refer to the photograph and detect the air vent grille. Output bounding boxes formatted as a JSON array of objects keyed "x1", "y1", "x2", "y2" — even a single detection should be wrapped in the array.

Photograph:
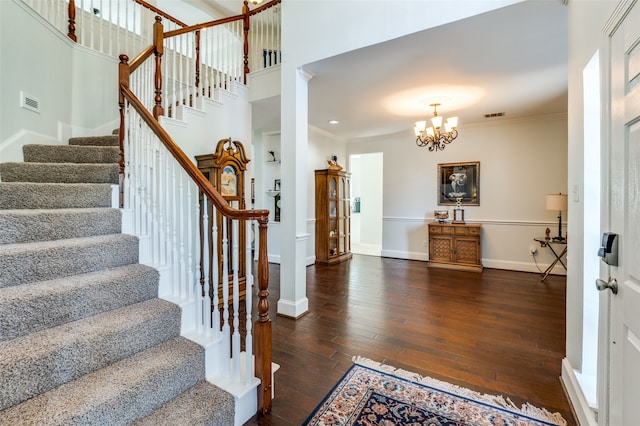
[
  {"x1": 20, "y1": 91, "x2": 41, "y2": 114},
  {"x1": 484, "y1": 112, "x2": 505, "y2": 118}
]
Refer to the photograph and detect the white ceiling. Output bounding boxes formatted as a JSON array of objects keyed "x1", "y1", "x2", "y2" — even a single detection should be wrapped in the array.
[{"x1": 181, "y1": 1, "x2": 568, "y2": 142}]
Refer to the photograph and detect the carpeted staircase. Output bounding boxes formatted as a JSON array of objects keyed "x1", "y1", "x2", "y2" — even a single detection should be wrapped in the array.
[{"x1": 0, "y1": 134, "x2": 235, "y2": 425}]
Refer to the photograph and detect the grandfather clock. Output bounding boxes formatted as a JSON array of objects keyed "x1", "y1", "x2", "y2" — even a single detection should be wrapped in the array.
[{"x1": 195, "y1": 138, "x2": 250, "y2": 306}]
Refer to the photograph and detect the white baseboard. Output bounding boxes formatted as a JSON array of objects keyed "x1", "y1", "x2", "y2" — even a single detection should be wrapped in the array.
[
  {"x1": 561, "y1": 358, "x2": 598, "y2": 426},
  {"x1": 277, "y1": 297, "x2": 309, "y2": 318},
  {"x1": 380, "y1": 249, "x2": 429, "y2": 261},
  {"x1": 482, "y1": 258, "x2": 566, "y2": 275}
]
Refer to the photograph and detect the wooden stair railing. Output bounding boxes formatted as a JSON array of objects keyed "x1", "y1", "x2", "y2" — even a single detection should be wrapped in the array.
[
  {"x1": 119, "y1": 56, "x2": 273, "y2": 412},
  {"x1": 115, "y1": 2, "x2": 283, "y2": 414}
]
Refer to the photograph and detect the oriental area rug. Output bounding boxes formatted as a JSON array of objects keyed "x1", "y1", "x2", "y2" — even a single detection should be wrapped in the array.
[{"x1": 303, "y1": 357, "x2": 567, "y2": 426}]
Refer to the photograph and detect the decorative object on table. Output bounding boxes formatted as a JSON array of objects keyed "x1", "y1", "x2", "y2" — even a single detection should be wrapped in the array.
[
  {"x1": 452, "y1": 197, "x2": 465, "y2": 224},
  {"x1": 546, "y1": 193, "x2": 568, "y2": 241},
  {"x1": 267, "y1": 150, "x2": 277, "y2": 162},
  {"x1": 303, "y1": 357, "x2": 566, "y2": 426},
  {"x1": 437, "y1": 161, "x2": 480, "y2": 205},
  {"x1": 433, "y1": 210, "x2": 448, "y2": 222},
  {"x1": 414, "y1": 103, "x2": 459, "y2": 151},
  {"x1": 545, "y1": 227, "x2": 551, "y2": 240},
  {"x1": 274, "y1": 179, "x2": 281, "y2": 191},
  {"x1": 327, "y1": 159, "x2": 343, "y2": 170}
]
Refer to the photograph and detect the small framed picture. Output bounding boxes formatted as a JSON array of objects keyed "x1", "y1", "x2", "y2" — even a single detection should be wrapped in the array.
[
  {"x1": 453, "y1": 208, "x2": 465, "y2": 224},
  {"x1": 274, "y1": 179, "x2": 281, "y2": 191}
]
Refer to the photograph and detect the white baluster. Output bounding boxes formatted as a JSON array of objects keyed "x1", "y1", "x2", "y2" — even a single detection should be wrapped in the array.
[
  {"x1": 171, "y1": 161, "x2": 178, "y2": 296},
  {"x1": 245, "y1": 219, "x2": 253, "y2": 385},
  {"x1": 221, "y1": 216, "x2": 230, "y2": 376},
  {"x1": 171, "y1": 36, "x2": 177, "y2": 117},
  {"x1": 144, "y1": 131, "x2": 152, "y2": 238},
  {"x1": 187, "y1": 178, "x2": 195, "y2": 301},
  {"x1": 211, "y1": 208, "x2": 220, "y2": 338},
  {"x1": 232, "y1": 217, "x2": 240, "y2": 383},
  {"x1": 157, "y1": 147, "x2": 165, "y2": 265},
  {"x1": 202, "y1": 197, "x2": 210, "y2": 336},
  {"x1": 187, "y1": 32, "x2": 193, "y2": 106},
  {"x1": 197, "y1": 197, "x2": 207, "y2": 335},
  {"x1": 173, "y1": 168, "x2": 187, "y2": 300},
  {"x1": 115, "y1": 0, "x2": 121, "y2": 57}
]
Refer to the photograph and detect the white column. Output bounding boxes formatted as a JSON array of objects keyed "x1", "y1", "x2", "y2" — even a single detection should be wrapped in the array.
[{"x1": 277, "y1": 63, "x2": 313, "y2": 318}]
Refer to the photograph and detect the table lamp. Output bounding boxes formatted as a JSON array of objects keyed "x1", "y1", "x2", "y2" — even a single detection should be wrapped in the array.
[{"x1": 546, "y1": 193, "x2": 568, "y2": 241}]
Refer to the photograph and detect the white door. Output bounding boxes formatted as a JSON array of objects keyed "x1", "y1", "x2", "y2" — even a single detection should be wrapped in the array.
[{"x1": 603, "y1": 2, "x2": 640, "y2": 424}]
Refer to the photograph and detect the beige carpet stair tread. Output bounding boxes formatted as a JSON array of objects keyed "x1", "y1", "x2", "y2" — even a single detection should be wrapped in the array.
[
  {"x1": 0, "y1": 263, "x2": 159, "y2": 342},
  {"x1": 0, "y1": 337, "x2": 205, "y2": 425}
]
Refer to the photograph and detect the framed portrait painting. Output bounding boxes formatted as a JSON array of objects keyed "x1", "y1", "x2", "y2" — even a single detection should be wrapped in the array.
[{"x1": 437, "y1": 161, "x2": 480, "y2": 206}]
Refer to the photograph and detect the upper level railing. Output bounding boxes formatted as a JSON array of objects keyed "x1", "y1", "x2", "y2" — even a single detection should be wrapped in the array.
[{"x1": 23, "y1": 0, "x2": 281, "y2": 93}]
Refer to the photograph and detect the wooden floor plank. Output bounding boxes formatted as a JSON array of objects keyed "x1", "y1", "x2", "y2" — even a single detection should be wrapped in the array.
[{"x1": 245, "y1": 254, "x2": 576, "y2": 425}]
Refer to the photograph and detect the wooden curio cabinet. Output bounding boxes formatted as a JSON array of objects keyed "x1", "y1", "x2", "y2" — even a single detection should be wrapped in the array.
[
  {"x1": 195, "y1": 138, "x2": 250, "y2": 305},
  {"x1": 315, "y1": 169, "x2": 352, "y2": 265},
  {"x1": 427, "y1": 222, "x2": 482, "y2": 272}
]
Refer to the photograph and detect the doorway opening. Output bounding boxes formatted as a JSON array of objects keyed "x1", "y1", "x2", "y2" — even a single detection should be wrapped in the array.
[{"x1": 350, "y1": 153, "x2": 383, "y2": 256}]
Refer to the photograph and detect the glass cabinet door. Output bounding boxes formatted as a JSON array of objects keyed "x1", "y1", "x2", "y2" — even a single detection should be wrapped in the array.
[{"x1": 329, "y1": 177, "x2": 337, "y2": 199}]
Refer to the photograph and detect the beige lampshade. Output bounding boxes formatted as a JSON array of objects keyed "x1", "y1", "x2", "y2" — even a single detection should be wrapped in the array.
[{"x1": 546, "y1": 193, "x2": 568, "y2": 211}]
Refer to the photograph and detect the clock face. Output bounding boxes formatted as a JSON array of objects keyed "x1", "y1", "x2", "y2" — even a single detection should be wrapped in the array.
[{"x1": 220, "y1": 165, "x2": 238, "y2": 197}]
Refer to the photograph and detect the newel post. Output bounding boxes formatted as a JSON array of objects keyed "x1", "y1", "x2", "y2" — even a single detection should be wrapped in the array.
[
  {"x1": 254, "y1": 216, "x2": 272, "y2": 413},
  {"x1": 153, "y1": 16, "x2": 165, "y2": 118},
  {"x1": 118, "y1": 54, "x2": 130, "y2": 208},
  {"x1": 67, "y1": 0, "x2": 77, "y2": 42},
  {"x1": 242, "y1": 1, "x2": 250, "y2": 84}
]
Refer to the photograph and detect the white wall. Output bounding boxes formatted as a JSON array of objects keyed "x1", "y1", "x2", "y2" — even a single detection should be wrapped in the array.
[
  {"x1": 0, "y1": 0, "x2": 118, "y2": 163},
  {"x1": 347, "y1": 114, "x2": 568, "y2": 269},
  {"x1": 282, "y1": 0, "x2": 522, "y2": 67},
  {"x1": 249, "y1": 125, "x2": 347, "y2": 264}
]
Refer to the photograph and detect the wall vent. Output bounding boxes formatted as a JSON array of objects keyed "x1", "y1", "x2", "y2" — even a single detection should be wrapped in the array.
[
  {"x1": 484, "y1": 112, "x2": 505, "y2": 118},
  {"x1": 20, "y1": 91, "x2": 41, "y2": 114}
]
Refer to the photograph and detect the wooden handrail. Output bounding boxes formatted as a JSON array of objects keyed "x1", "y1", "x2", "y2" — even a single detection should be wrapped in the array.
[
  {"x1": 162, "y1": 0, "x2": 281, "y2": 39},
  {"x1": 164, "y1": 15, "x2": 244, "y2": 39},
  {"x1": 133, "y1": 0, "x2": 188, "y2": 27},
  {"x1": 129, "y1": 45, "x2": 155, "y2": 73},
  {"x1": 249, "y1": 0, "x2": 281, "y2": 16}
]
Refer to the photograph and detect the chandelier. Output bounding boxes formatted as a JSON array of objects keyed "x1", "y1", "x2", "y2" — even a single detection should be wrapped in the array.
[{"x1": 414, "y1": 103, "x2": 459, "y2": 151}]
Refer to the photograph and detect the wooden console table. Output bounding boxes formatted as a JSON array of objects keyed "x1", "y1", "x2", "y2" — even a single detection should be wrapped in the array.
[{"x1": 427, "y1": 222, "x2": 482, "y2": 272}]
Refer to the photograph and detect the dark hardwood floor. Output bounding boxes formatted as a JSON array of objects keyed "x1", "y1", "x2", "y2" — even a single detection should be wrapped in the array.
[{"x1": 246, "y1": 254, "x2": 576, "y2": 425}]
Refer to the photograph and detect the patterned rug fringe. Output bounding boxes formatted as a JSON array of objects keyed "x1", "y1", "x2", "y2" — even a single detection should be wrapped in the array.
[{"x1": 352, "y1": 356, "x2": 567, "y2": 426}]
